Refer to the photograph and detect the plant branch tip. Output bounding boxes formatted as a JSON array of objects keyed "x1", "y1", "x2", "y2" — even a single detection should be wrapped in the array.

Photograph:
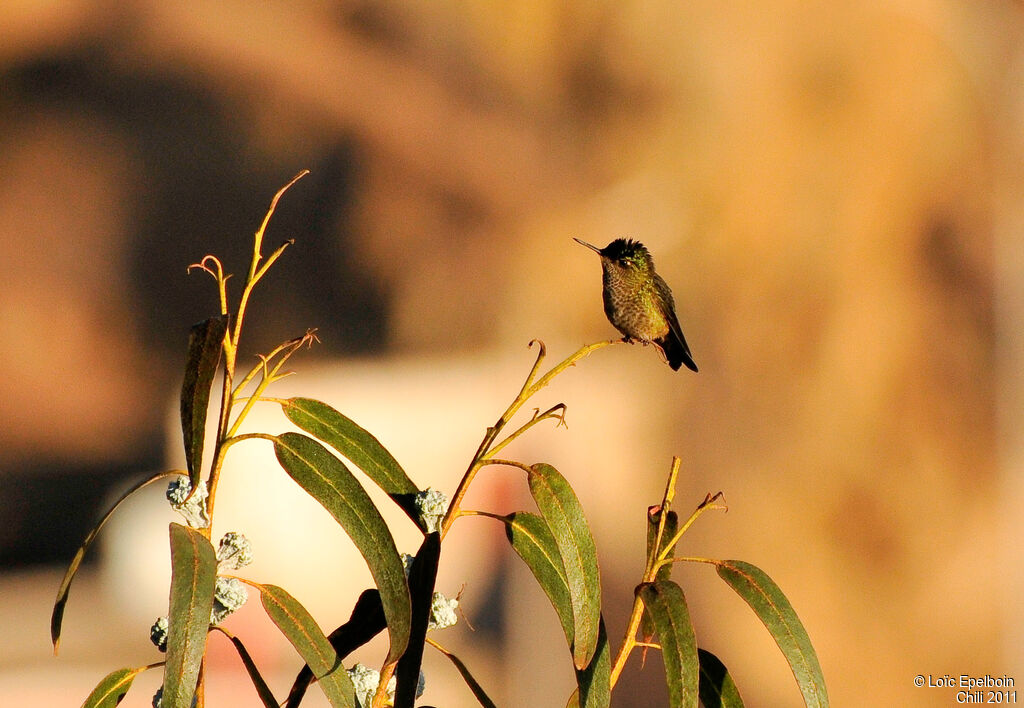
[
  {"x1": 300, "y1": 329, "x2": 320, "y2": 348},
  {"x1": 700, "y1": 491, "x2": 728, "y2": 512},
  {"x1": 551, "y1": 404, "x2": 568, "y2": 428},
  {"x1": 187, "y1": 255, "x2": 225, "y2": 278},
  {"x1": 279, "y1": 170, "x2": 310, "y2": 195}
]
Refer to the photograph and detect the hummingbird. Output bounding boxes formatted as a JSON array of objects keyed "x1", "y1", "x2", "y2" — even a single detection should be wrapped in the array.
[{"x1": 574, "y1": 237, "x2": 698, "y2": 372}]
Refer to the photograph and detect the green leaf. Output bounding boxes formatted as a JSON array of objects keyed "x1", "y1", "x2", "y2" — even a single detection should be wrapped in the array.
[
  {"x1": 570, "y1": 617, "x2": 611, "y2": 708},
  {"x1": 180, "y1": 314, "x2": 228, "y2": 491},
  {"x1": 281, "y1": 398, "x2": 421, "y2": 524},
  {"x1": 395, "y1": 533, "x2": 440, "y2": 708},
  {"x1": 81, "y1": 666, "x2": 150, "y2": 708},
  {"x1": 503, "y1": 511, "x2": 574, "y2": 647},
  {"x1": 273, "y1": 432, "x2": 411, "y2": 663},
  {"x1": 260, "y1": 584, "x2": 356, "y2": 708},
  {"x1": 428, "y1": 641, "x2": 498, "y2": 708},
  {"x1": 286, "y1": 589, "x2": 387, "y2": 708},
  {"x1": 697, "y1": 648, "x2": 745, "y2": 708},
  {"x1": 52, "y1": 470, "x2": 176, "y2": 653},
  {"x1": 163, "y1": 523, "x2": 217, "y2": 708},
  {"x1": 641, "y1": 507, "x2": 678, "y2": 651},
  {"x1": 528, "y1": 463, "x2": 601, "y2": 669},
  {"x1": 638, "y1": 580, "x2": 699, "y2": 708},
  {"x1": 716, "y1": 560, "x2": 829, "y2": 708},
  {"x1": 216, "y1": 629, "x2": 279, "y2": 708}
]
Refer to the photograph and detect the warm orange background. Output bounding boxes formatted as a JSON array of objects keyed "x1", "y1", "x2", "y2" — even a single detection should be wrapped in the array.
[{"x1": 1, "y1": 2, "x2": 1020, "y2": 706}]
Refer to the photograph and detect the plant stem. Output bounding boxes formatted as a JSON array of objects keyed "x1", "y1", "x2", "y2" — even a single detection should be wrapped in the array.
[
  {"x1": 487, "y1": 404, "x2": 566, "y2": 458},
  {"x1": 371, "y1": 662, "x2": 396, "y2": 708},
  {"x1": 225, "y1": 331, "x2": 316, "y2": 439},
  {"x1": 664, "y1": 556, "x2": 720, "y2": 566},
  {"x1": 653, "y1": 492, "x2": 726, "y2": 571},
  {"x1": 456, "y1": 509, "x2": 507, "y2": 521},
  {"x1": 200, "y1": 174, "x2": 308, "y2": 539},
  {"x1": 610, "y1": 458, "x2": 723, "y2": 689},
  {"x1": 643, "y1": 457, "x2": 681, "y2": 579},
  {"x1": 438, "y1": 339, "x2": 619, "y2": 541},
  {"x1": 481, "y1": 458, "x2": 534, "y2": 474},
  {"x1": 609, "y1": 594, "x2": 646, "y2": 688}
]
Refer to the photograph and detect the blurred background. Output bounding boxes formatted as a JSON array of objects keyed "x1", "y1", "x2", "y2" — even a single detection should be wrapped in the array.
[{"x1": 1, "y1": 0, "x2": 1021, "y2": 705}]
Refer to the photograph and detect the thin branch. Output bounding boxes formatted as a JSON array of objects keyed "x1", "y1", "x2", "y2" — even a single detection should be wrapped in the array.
[{"x1": 487, "y1": 404, "x2": 567, "y2": 458}]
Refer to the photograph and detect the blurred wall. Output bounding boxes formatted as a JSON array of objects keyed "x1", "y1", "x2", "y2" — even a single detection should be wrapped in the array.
[{"x1": 0, "y1": 1, "x2": 1019, "y2": 706}]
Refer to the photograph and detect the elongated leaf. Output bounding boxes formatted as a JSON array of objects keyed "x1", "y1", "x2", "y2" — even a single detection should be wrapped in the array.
[
  {"x1": 286, "y1": 589, "x2": 387, "y2": 708},
  {"x1": 81, "y1": 665, "x2": 151, "y2": 708},
  {"x1": 260, "y1": 584, "x2": 355, "y2": 708},
  {"x1": 395, "y1": 533, "x2": 441, "y2": 708},
  {"x1": 180, "y1": 314, "x2": 228, "y2": 490},
  {"x1": 286, "y1": 586, "x2": 385, "y2": 708},
  {"x1": 697, "y1": 648, "x2": 745, "y2": 708},
  {"x1": 641, "y1": 507, "x2": 679, "y2": 655},
  {"x1": 716, "y1": 560, "x2": 828, "y2": 708},
  {"x1": 571, "y1": 617, "x2": 611, "y2": 708},
  {"x1": 528, "y1": 463, "x2": 601, "y2": 669},
  {"x1": 281, "y1": 398, "x2": 421, "y2": 524},
  {"x1": 163, "y1": 524, "x2": 217, "y2": 708},
  {"x1": 503, "y1": 511, "x2": 574, "y2": 646},
  {"x1": 638, "y1": 581, "x2": 699, "y2": 708},
  {"x1": 428, "y1": 640, "x2": 498, "y2": 708},
  {"x1": 215, "y1": 629, "x2": 278, "y2": 708},
  {"x1": 52, "y1": 470, "x2": 177, "y2": 653},
  {"x1": 273, "y1": 432, "x2": 411, "y2": 663}
]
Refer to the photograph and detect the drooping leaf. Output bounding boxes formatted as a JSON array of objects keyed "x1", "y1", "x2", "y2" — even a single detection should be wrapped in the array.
[
  {"x1": 697, "y1": 648, "x2": 745, "y2": 708},
  {"x1": 715, "y1": 560, "x2": 829, "y2": 708},
  {"x1": 180, "y1": 314, "x2": 228, "y2": 491},
  {"x1": 260, "y1": 584, "x2": 356, "y2": 708},
  {"x1": 281, "y1": 398, "x2": 421, "y2": 524},
  {"x1": 163, "y1": 523, "x2": 217, "y2": 708},
  {"x1": 285, "y1": 589, "x2": 387, "y2": 708},
  {"x1": 528, "y1": 463, "x2": 601, "y2": 669},
  {"x1": 503, "y1": 511, "x2": 574, "y2": 646},
  {"x1": 641, "y1": 507, "x2": 679, "y2": 661},
  {"x1": 427, "y1": 640, "x2": 498, "y2": 708},
  {"x1": 569, "y1": 617, "x2": 611, "y2": 708},
  {"x1": 81, "y1": 665, "x2": 152, "y2": 708},
  {"x1": 52, "y1": 470, "x2": 177, "y2": 653},
  {"x1": 273, "y1": 432, "x2": 411, "y2": 663},
  {"x1": 638, "y1": 580, "x2": 699, "y2": 708},
  {"x1": 395, "y1": 532, "x2": 441, "y2": 708},
  {"x1": 215, "y1": 628, "x2": 279, "y2": 708}
]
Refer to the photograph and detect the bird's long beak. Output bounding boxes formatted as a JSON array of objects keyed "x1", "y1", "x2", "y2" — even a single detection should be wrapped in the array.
[{"x1": 573, "y1": 237, "x2": 601, "y2": 254}]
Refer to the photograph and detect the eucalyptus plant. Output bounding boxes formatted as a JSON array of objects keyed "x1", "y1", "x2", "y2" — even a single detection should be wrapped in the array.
[{"x1": 51, "y1": 172, "x2": 828, "y2": 708}]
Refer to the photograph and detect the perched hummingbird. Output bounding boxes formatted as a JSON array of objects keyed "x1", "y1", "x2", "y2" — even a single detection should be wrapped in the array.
[{"x1": 574, "y1": 237, "x2": 698, "y2": 372}]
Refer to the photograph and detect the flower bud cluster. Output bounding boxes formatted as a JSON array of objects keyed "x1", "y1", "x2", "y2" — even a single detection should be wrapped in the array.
[
  {"x1": 216, "y1": 531, "x2": 254, "y2": 571},
  {"x1": 347, "y1": 663, "x2": 425, "y2": 707},
  {"x1": 165, "y1": 477, "x2": 210, "y2": 529},
  {"x1": 413, "y1": 488, "x2": 447, "y2": 533},
  {"x1": 150, "y1": 532, "x2": 254, "y2": 655}
]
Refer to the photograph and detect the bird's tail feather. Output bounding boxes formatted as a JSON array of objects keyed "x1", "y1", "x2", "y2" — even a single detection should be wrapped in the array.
[{"x1": 657, "y1": 330, "x2": 698, "y2": 372}]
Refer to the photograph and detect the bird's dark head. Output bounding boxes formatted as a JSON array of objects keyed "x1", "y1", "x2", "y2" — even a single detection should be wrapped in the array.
[{"x1": 574, "y1": 237, "x2": 654, "y2": 275}]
